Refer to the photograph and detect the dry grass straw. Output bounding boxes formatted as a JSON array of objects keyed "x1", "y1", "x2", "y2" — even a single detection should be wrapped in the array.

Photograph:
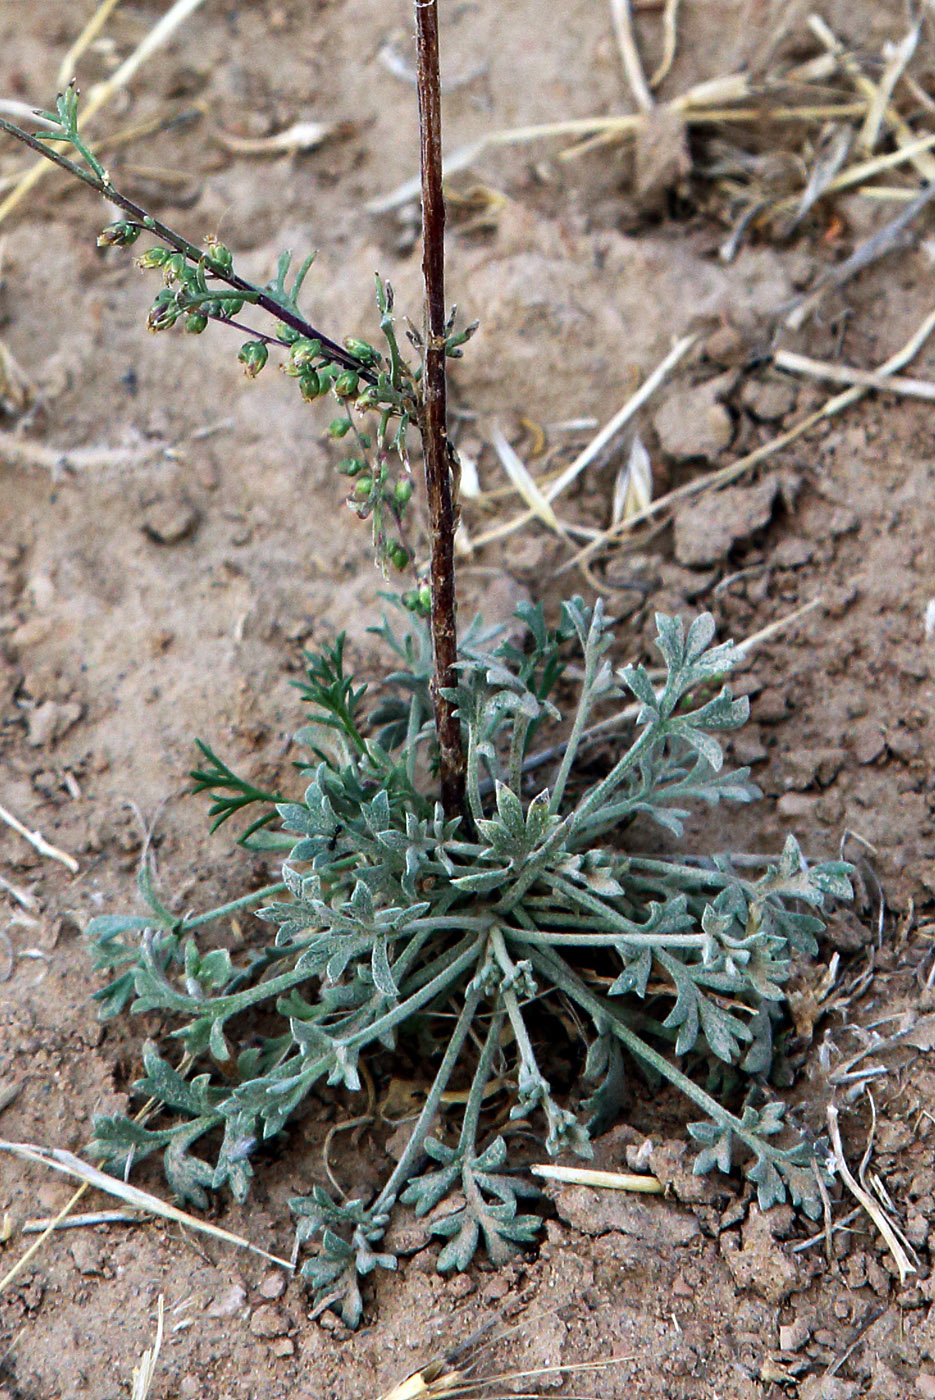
[
  {"x1": 367, "y1": 70, "x2": 867, "y2": 214},
  {"x1": 826, "y1": 1104, "x2": 916, "y2": 1284},
  {"x1": 130, "y1": 1295, "x2": 164, "y2": 1400},
  {"x1": 0, "y1": 1139, "x2": 295, "y2": 1271},
  {"x1": 610, "y1": 0, "x2": 655, "y2": 113},
  {"x1": 465, "y1": 334, "x2": 694, "y2": 552},
  {"x1": 565, "y1": 302, "x2": 935, "y2": 573},
  {"x1": 0, "y1": 0, "x2": 206, "y2": 225},
  {"x1": 531, "y1": 1163, "x2": 663, "y2": 1193},
  {"x1": 650, "y1": 0, "x2": 681, "y2": 89},
  {"x1": 807, "y1": 14, "x2": 935, "y2": 183},
  {"x1": 773, "y1": 349, "x2": 935, "y2": 402},
  {"x1": 0, "y1": 798, "x2": 78, "y2": 873},
  {"x1": 374, "y1": 1310, "x2": 632, "y2": 1400},
  {"x1": 56, "y1": 0, "x2": 125, "y2": 89}
]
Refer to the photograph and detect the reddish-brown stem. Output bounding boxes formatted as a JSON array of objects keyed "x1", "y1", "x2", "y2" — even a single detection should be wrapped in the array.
[{"x1": 414, "y1": 0, "x2": 466, "y2": 821}]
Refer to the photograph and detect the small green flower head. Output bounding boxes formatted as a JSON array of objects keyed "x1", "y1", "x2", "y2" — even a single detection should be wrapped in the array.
[
  {"x1": 299, "y1": 370, "x2": 322, "y2": 402},
  {"x1": 337, "y1": 457, "x2": 367, "y2": 478},
  {"x1": 386, "y1": 542, "x2": 410, "y2": 572},
  {"x1": 402, "y1": 584, "x2": 432, "y2": 618},
  {"x1": 328, "y1": 417, "x2": 352, "y2": 439},
  {"x1": 136, "y1": 246, "x2": 170, "y2": 270},
  {"x1": 185, "y1": 312, "x2": 209, "y2": 334},
  {"x1": 290, "y1": 338, "x2": 322, "y2": 369},
  {"x1": 351, "y1": 475, "x2": 372, "y2": 500},
  {"x1": 333, "y1": 371, "x2": 359, "y2": 399},
  {"x1": 147, "y1": 289, "x2": 179, "y2": 332},
  {"x1": 238, "y1": 341, "x2": 269, "y2": 378},
  {"x1": 163, "y1": 252, "x2": 189, "y2": 284},
  {"x1": 205, "y1": 236, "x2": 233, "y2": 273},
  {"x1": 97, "y1": 220, "x2": 141, "y2": 248},
  {"x1": 393, "y1": 479, "x2": 414, "y2": 510},
  {"x1": 344, "y1": 338, "x2": 380, "y2": 367},
  {"x1": 276, "y1": 322, "x2": 301, "y2": 344}
]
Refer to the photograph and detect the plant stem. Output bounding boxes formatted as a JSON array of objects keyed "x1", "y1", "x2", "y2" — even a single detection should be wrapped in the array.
[
  {"x1": 0, "y1": 114, "x2": 372, "y2": 381},
  {"x1": 414, "y1": 0, "x2": 466, "y2": 822}
]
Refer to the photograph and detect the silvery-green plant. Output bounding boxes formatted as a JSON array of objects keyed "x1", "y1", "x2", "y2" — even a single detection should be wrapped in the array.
[
  {"x1": 2, "y1": 3, "x2": 851, "y2": 1329},
  {"x1": 85, "y1": 600, "x2": 850, "y2": 1325}
]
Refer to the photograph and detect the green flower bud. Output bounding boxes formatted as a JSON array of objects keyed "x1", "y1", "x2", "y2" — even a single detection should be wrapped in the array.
[
  {"x1": 352, "y1": 476, "x2": 372, "y2": 500},
  {"x1": 276, "y1": 322, "x2": 301, "y2": 344},
  {"x1": 185, "y1": 312, "x2": 209, "y2": 333},
  {"x1": 328, "y1": 417, "x2": 352, "y2": 438},
  {"x1": 238, "y1": 341, "x2": 269, "y2": 377},
  {"x1": 136, "y1": 246, "x2": 169, "y2": 270},
  {"x1": 299, "y1": 370, "x2": 321, "y2": 401},
  {"x1": 206, "y1": 237, "x2": 233, "y2": 272},
  {"x1": 393, "y1": 479, "x2": 414, "y2": 509},
  {"x1": 402, "y1": 586, "x2": 432, "y2": 619},
  {"x1": 386, "y1": 542, "x2": 410, "y2": 571},
  {"x1": 98, "y1": 220, "x2": 141, "y2": 248},
  {"x1": 343, "y1": 337, "x2": 379, "y2": 366},
  {"x1": 220, "y1": 296, "x2": 244, "y2": 317},
  {"x1": 147, "y1": 289, "x2": 179, "y2": 332},
  {"x1": 333, "y1": 370, "x2": 359, "y2": 399},
  {"x1": 337, "y1": 456, "x2": 367, "y2": 477},
  {"x1": 163, "y1": 252, "x2": 189, "y2": 284},
  {"x1": 290, "y1": 338, "x2": 322, "y2": 368}
]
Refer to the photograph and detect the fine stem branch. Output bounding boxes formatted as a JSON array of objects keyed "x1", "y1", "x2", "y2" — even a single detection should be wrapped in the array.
[
  {"x1": 414, "y1": 0, "x2": 466, "y2": 821},
  {"x1": 0, "y1": 114, "x2": 373, "y2": 381}
]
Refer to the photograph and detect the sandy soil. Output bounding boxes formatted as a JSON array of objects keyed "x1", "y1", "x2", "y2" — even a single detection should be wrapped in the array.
[{"x1": 1, "y1": 2, "x2": 934, "y2": 1397}]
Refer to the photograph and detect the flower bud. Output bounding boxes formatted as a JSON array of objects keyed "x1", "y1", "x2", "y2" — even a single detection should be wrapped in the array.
[
  {"x1": 299, "y1": 370, "x2": 321, "y2": 401},
  {"x1": 290, "y1": 338, "x2": 322, "y2": 369},
  {"x1": 276, "y1": 322, "x2": 301, "y2": 344},
  {"x1": 344, "y1": 338, "x2": 379, "y2": 366},
  {"x1": 185, "y1": 312, "x2": 209, "y2": 333},
  {"x1": 98, "y1": 220, "x2": 141, "y2": 248},
  {"x1": 147, "y1": 290, "x2": 179, "y2": 332},
  {"x1": 206, "y1": 237, "x2": 233, "y2": 272},
  {"x1": 402, "y1": 586, "x2": 432, "y2": 619},
  {"x1": 237, "y1": 341, "x2": 269, "y2": 377},
  {"x1": 328, "y1": 417, "x2": 352, "y2": 439},
  {"x1": 352, "y1": 476, "x2": 373, "y2": 500},
  {"x1": 386, "y1": 542, "x2": 410, "y2": 571},
  {"x1": 163, "y1": 252, "x2": 188, "y2": 284},
  {"x1": 333, "y1": 371, "x2": 359, "y2": 399},
  {"x1": 136, "y1": 246, "x2": 169, "y2": 270},
  {"x1": 393, "y1": 479, "x2": 414, "y2": 509},
  {"x1": 337, "y1": 457, "x2": 366, "y2": 477}
]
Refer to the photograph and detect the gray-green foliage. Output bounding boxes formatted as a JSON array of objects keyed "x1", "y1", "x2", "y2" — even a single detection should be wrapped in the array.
[{"x1": 86, "y1": 602, "x2": 851, "y2": 1325}]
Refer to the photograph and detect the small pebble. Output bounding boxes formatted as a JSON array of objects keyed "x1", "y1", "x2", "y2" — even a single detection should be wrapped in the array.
[
  {"x1": 141, "y1": 494, "x2": 200, "y2": 545},
  {"x1": 258, "y1": 1270, "x2": 286, "y2": 1300}
]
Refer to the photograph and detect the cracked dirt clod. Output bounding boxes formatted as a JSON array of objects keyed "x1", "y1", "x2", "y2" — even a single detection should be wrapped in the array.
[{"x1": 673, "y1": 476, "x2": 780, "y2": 566}]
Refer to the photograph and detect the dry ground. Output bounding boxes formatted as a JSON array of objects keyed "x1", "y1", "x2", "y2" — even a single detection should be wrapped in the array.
[{"x1": 0, "y1": 2, "x2": 934, "y2": 1397}]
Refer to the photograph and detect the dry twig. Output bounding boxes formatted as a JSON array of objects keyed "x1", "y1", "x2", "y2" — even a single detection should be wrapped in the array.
[
  {"x1": 610, "y1": 0, "x2": 655, "y2": 112},
  {"x1": 826, "y1": 1104, "x2": 915, "y2": 1283},
  {"x1": 774, "y1": 349, "x2": 935, "y2": 401},
  {"x1": 0, "y1": 800, "x2": 78, "y2": 874},
  {"x1": 0, "y1": 1140, "x2": 294, "y2": 1269}
]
